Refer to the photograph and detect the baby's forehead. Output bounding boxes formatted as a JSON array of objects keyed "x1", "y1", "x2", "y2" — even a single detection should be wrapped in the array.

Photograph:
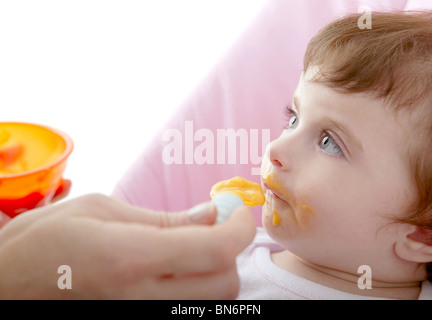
[
  {"x1": 295, "y1": 70, "x2": 382, "y2": 110},
  {"x1": 300, "y1": 67, "x2": 431, "y2": 131}
]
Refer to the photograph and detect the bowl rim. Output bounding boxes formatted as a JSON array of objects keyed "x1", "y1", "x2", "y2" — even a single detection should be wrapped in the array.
[{"x1": 0, "y1": 122, "x2": 74, "y2": 179}]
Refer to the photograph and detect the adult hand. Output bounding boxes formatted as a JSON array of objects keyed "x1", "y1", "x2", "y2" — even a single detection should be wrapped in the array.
[
  {"x1": 0, "y1": 179, "x2": 72, "y2": 228},
  {"x1": 0, "y1": 211, "x2": 10, "y2": 228},
  {"x1": 0, "y1": 194, "x2": 256, "y2": 300}
]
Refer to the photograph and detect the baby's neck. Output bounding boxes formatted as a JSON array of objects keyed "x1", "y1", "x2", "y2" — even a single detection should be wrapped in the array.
[{"x1": 271, "y1": 250, "x2": 422, "y2": 300}]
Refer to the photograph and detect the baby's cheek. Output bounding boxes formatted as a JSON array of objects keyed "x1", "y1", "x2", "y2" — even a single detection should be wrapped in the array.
[
  {"x1": 295, "y1": 205, "x2": 317, "y2": 231},
  {"x1": 291, "y1": 194, "x2": 318, "y2": 231}
]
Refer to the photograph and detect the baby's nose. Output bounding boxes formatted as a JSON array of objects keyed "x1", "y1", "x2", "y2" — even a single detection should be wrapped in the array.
[{"x1": 268, "y1": 138, "x2": 291, "y2": 172}]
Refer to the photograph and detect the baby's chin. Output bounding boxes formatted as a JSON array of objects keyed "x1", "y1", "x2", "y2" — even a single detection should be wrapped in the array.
[
  {"x1": 262, "y1": 197, "x2": 319, "y2": 245},
  {"x1": 261, "y1": 193, "x2": 284, "y2": 231}
]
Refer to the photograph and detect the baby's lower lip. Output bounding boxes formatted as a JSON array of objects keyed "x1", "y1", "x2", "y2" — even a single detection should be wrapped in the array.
[
  {"x1": 270, "y1": 190, "x2": 282, "y2": 200},
  {"x1": 264, "y1": 183, "x2": 286, "y2": 202}
]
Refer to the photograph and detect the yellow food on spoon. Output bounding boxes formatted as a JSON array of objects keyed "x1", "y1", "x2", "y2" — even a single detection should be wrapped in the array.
[
  {"x1": 210, "y1": 176, "x2": 265, "y2": 223},
  {"x1": 210, "y1": 176, "x2": 265, "y2": 207}
]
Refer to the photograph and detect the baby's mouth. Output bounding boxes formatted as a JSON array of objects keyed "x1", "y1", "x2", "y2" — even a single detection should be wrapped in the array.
[
  {"x1": 261, "y1": 170, "x2": 317, "y2": 226},
  {"x1": 261, "y1": 169, "x2": 294, "y2": 205},
  {"x1": 263, "y1": 182, "x2": 284, "y2": 201}
]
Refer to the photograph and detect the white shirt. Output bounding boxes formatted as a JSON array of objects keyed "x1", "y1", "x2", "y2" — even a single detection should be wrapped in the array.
[{"x1": 236, "y1": 228, "x2": 432, "y2": 300}]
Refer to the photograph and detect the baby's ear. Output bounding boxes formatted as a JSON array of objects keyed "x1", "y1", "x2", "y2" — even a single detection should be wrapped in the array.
[{"x1": 394, "y1": 224, "x2": 432, "y2": 263}]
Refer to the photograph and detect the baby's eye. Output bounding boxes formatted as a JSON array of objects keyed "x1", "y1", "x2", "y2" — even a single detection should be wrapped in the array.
[
  {"x1": 284, "y1": 105, "x2": 299, "y2": 130},
  {"x1": 320, "y1": 132, "x2": 344, "y2": 156},
  {"x1": 288, "y1": 115, "x2": 298, "y2": 129}
]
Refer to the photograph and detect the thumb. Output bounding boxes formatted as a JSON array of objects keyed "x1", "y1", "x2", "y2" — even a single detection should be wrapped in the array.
[
  {"x1": 87, "y1": 195, "x2": 218, "y2": 227},
  {"x1": 0, "y1": 211, "x2": 11, "y2": 229},
  {"x1": 152, "y1": 202, "x2": 218, "y2": 227},
  {"x1": 70, "y1": 195, "x2": 218, "y2": 227}
]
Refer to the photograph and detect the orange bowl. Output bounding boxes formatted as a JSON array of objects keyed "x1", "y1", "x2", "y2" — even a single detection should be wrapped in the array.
[{"x1": 0, "y1": 122, "x2": 73, "y2": 218}]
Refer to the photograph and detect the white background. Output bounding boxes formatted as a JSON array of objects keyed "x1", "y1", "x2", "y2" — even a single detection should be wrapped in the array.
[{"x1": 0, "y1": 0, "x2": 267, "y2": 200}]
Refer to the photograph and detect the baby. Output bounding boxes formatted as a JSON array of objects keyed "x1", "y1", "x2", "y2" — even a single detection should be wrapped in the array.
[{"x1": 234, "y1": 10, "x2": 432, "y2": 300}]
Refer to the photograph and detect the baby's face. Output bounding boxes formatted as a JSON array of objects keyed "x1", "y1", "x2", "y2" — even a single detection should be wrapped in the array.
[{"x1": 260, "y1": 68, "x2": 417, "y2": 278}]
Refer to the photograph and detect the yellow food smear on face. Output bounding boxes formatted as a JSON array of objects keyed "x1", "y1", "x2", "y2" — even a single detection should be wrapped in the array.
[
  {"x1": 264, "y1": 199, "x2": 269, "y2": 217},
  {"x1": 272, "y1": 209, "x2": 281, "y2": 226},
  {"x1": 262, "y1": 170, "x2": 274, "y2": 187},
  {"x1": 210, "y1": 176, "x2": 265, "y2": 207},
  {"x1": 262, "y1": 169, "x2": 292, "y2": 202},
  {"x1": 300, "y1": 204, "x2": 316, "y2": 215}
]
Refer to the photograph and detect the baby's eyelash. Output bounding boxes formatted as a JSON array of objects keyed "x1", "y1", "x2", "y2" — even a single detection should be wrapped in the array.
[{"x1": 284, "y1": 104, "x2": 296, "y2": 118}]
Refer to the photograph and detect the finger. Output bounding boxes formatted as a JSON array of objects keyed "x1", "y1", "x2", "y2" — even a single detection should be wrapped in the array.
[
  {"x1": 0, "y1": 194, "x2": 74, "y2": 238},
  {"x1": 0, "y1": 180, "x2": 73, "y2": 237},
  {"x1": 0, "y1": 211, "x2": 11, "y2": 228},
  {"x1": 51, "y1": 179, "x2": 72, "y2": 203},
  {"x1": 142, "y1": 202, "x2": 218, "y2": 227},
  {"x1": 157, "y1": 206, "x2": 256, "y2": 274},
  {"x1": 130, "y1": 265, "x2": 241, "y2": 300},
  {"x1": 107, "y1": 206, "x2": 256, "y2": 276},
  {"x1": 0, "y1": 194, "x2": 215, "y2": 241},
  {"x1": 73, "y1": 194, "x2": 218, "y2": 227},
  {"x1": 0, "y1": 206, "x2": 51, "y2": 240}
]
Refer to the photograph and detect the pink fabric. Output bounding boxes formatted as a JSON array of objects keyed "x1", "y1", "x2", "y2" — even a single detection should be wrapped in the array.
[
  {"x1": 405, "y1": 0, "x2": 432, "y2": 10},
  {"x1": 112, "y1": 0, "x2": 430, "y2": 225}
]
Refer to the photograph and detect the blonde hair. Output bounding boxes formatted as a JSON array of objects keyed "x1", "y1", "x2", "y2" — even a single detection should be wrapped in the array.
[{"x1": 303, "y1": 10, "x2": 432, "y2": 279}]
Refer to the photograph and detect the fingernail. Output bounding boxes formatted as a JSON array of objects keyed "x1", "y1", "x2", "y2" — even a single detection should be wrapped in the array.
[{"x1": 188, "y1": 202, "x2": 215, "y2": 223}]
